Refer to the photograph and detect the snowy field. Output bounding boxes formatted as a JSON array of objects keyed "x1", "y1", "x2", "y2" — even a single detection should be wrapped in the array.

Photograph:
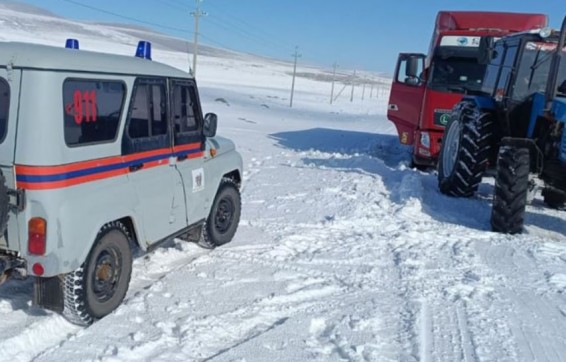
[{"x1": 1, "y1": 3, "x2": 566, "y2": 362}]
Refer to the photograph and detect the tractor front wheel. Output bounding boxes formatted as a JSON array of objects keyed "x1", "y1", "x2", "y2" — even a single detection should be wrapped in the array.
[
  {"x1": 438, "y1": 101, "x2": 494, "y2": 197},
  {"x1": 491, "y1": 147, "x2": 530, "y2": 234}
]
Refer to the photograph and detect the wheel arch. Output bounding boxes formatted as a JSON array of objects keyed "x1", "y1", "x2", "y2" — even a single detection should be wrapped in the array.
[
  {"x1": 115, "y1": 216, "x2": 142, "y2": 250},
  {"x1": 222, "y1": 169, "x2": 241, "y2": 188},
  {"x1": 54, "y1": 210, "x2": 145, "y2": 277}
]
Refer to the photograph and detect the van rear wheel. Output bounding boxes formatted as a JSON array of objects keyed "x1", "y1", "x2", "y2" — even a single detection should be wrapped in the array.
[{"x1": 62, "y1": 221, "x2": 132, "y2": 326}]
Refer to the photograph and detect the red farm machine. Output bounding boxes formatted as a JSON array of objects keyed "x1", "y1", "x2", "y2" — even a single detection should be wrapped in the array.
[{"x1": 387, "y1": 11, "x2": 548, "y2": 168}]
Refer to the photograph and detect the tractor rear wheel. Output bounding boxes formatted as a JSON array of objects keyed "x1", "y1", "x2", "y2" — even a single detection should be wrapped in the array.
[
  {"x1": 491, "y1": 147, "x2": 530, "y2": 234},
  {"x1": 438, "y1": 101, "x2": 494, "y2": 197}
]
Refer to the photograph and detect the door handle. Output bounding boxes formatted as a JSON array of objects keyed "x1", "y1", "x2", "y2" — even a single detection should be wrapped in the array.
[{"x1": 129, "y1": 163, "x2": 144, "y2": 172}]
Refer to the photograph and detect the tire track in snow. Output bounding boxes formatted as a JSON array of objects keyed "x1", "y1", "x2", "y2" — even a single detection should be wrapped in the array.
[
  {"x1": 0, "y1": 241, "x2": 210, "y2": 361},
  {"x1": 477, "y1": 239, "x2": 566, "y2": 361}
]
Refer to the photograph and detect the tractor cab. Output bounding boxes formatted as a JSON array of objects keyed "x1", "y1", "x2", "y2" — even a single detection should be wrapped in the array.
[
  {"x1": 479, "y1": 29, "x2": 566, "y2": 139},
  {"x1": 437, "y1": 16, "x2": 566, "y2": 234}
]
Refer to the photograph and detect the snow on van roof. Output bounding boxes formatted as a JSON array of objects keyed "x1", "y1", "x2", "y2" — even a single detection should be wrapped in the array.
[{"x1": 0, "y1": 41, "x2": 192, "y2": 79}]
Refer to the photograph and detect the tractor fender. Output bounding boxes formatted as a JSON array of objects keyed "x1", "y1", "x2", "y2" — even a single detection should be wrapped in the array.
[{"x1": 460, "y1": 95, "x2": 496, "y2": 111}]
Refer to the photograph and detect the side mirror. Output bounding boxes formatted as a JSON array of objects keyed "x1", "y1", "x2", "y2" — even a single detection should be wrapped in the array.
[
  {"x1": 406, "y1": 57, "x2": 419, "y2": 78},
  {"x1": 478, "y1": 37, "x2": 495, "y2": 64},
  {"x1": 203, "y1": 113, "x2": 217, "y2": 138}
]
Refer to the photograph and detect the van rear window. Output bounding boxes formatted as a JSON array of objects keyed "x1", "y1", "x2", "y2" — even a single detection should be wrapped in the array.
[
  {"x1": 63, "y1": 79, "x2": 125, "y2": 146},
  {"x1": 0, "y1": 78, "x2": 9, "y2": 143}
]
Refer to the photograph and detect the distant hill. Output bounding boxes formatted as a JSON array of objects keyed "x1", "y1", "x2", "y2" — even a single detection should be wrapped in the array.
[
  {"x1": 0, "y1": 1, "x2": 390, "y2": 83},
  {"x1": 0, "y1": 1, "x2": 257, "y2": 60}
]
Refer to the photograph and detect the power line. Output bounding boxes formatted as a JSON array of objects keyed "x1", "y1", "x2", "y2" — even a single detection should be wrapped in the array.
[
  {"x1": 151, "y1": 0, "x2": 186, "y2": 12},
  {"x1": 59, "y1": 0, "x2": 300, "y2": 64},
  {"x1": 202, "y1": 13, "x2": 289, "y2": 51},
  {"x1": 59, "y1": 0, "x2": 234, "y2": 51},
  {"x1": 199, "y1": 33, "x2": 235, "y2": 50},
  {"x1": 157, "y1": 0, "x2": 188, "y2": 7},
  {"x1": 60, "y1": 0, "x2": 193, "y2": 35},
  {"x1": 205, "y1": 1, "x2": 293, "y2": 50},
  {"x1": 202, "y1": 16, "x2": 283, "y2": 53}
]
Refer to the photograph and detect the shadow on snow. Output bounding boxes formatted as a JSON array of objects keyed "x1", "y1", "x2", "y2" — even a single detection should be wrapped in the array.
[{"x1": 270, "y1": 127, "x2": 566, "y2": 235}]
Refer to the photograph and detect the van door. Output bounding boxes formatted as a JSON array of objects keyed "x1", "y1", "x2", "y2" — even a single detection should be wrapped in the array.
[
  {"x1": 0, "y1": 69, "x2": 21, "y2": 252},
  {"x1": 122, "y1": 78, "x2": 187, "y2": 245},
  {"x1": 388, "y1": 53, "x2": 426, "y2": 145},
  {"x1": 170, "y1": 79, "x2": 207, "y2": 225}
]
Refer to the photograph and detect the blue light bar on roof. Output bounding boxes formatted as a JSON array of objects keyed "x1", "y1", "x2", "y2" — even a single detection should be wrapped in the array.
[
  {"x1": 135, "y1": 41, "x2": 152, "y2": 60},
  {"x1": 65, "y1": 39, "x2": 79, "y2": 50}
]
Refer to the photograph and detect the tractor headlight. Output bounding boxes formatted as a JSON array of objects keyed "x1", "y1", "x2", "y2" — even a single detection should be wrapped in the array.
[{"x1": 540, "y1": 27, "x2": 552, "y2": 39}]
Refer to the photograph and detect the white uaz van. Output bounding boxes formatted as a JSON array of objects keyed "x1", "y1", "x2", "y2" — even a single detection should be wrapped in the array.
[{"x1": 0, "y1": 40, "x2": 243, "y2": 325}]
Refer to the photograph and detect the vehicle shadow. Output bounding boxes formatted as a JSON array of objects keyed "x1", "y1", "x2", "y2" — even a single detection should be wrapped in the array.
[
  {"x1": 270, "y1": 127, "x2": 566, "y2": 235},
  {"x1": 0, "y1": 277, "x2": 50, "y2": 316}
]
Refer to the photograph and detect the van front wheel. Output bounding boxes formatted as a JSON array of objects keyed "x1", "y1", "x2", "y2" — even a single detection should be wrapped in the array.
[
  {"x1": 62, "y1": 222, "x2": 133, "y2": 326},
  {"x1": 202, "y1": 179, "x2": 241, "y2": 248}
]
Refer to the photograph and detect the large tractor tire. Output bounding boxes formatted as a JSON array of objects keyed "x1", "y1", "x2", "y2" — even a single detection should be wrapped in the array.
[
  {"x1": 62, "y1": 221, "x2": 133, "y2": 325},
  {"x1": 491, "y1": 147, "x2": 530, "y2": 234},
  {"x1": 542, "y1": 188, "x2": 566, "y2": 209},
  {"x1": 438, "y1": 101, "x2": 494, "y2": 197}
]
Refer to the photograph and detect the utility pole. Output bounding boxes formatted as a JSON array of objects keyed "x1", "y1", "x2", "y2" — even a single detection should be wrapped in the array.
[
  {"x1": 191, "y1": 0, "x2": 207, "y2": 77},
  {"x1": 370, "y1": 83, "x2": 374, "y2": 99},
  {"x1": 290, "y1": 46, "x2": 301, "y2": 108},
  {"x1": 350, "y1": 69, "x2": 356, "y2": 102},
  {"x1": 362, "y1": 82, "x2": 366, "y2": 101},
  {"x1": 330, "y1": 62, "x2": 338, "y2": 104}
]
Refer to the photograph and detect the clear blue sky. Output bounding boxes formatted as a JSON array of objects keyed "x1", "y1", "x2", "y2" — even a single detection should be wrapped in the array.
[{"x1": 14, "y1": 0, "x2": 566, "y2": 73}]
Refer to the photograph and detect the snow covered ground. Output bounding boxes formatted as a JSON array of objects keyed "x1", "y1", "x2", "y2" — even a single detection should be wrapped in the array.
[{"x1": 1, "y1": 3, "x2": 566, "y2": 362}]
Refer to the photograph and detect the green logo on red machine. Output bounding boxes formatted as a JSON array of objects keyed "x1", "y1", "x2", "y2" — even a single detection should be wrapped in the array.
[{"x1": 434, "y1": 110, "x2": 452, "y2": 127}]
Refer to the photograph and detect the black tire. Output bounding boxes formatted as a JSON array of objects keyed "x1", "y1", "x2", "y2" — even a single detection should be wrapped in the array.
[
  {"x1": 491, "y1": 147, "x2": 530, "y2": 234},
  {"x1": 0, "y1": 170, "x2": 10, "y2": 236},
  {"x1": 438, "y1": 101, "x2": 494, "y2": 197},
  {"x1": 542, "y1": 188, "x2": 566, "y2": 209},
  {"x1": 202, "y1": 178, "x2": 241, "y2": 248},
  {"x1": 62, "y1": 221, "x2": 133, "y2": 325}
]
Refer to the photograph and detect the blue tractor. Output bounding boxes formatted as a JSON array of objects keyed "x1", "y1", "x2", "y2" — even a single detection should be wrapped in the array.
[{"x1": 437, "y1": 16, "x2": 566, "y2": 234}]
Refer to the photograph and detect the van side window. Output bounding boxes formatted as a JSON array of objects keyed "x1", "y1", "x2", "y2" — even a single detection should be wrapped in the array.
[
  {"x1": 63, "y1": 79, "x2": 125, "y2": 146},
  {"x1": 122, "y1": 78, "x2": 169, "y2": 154},
  {"x1": 0, "y1": 78, "x2": 9, "y2": 143},
  {"x1": 128, "y1": 81, "x2": 168, "y2": 138},
  {"x1": 171, "y1": 80, "x2": 203, "y2": 146}
]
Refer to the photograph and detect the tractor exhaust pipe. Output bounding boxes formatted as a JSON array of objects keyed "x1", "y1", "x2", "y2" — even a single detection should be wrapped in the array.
[{"x1": 545, "y1": 16, "x2": 566, "y2": 108}]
